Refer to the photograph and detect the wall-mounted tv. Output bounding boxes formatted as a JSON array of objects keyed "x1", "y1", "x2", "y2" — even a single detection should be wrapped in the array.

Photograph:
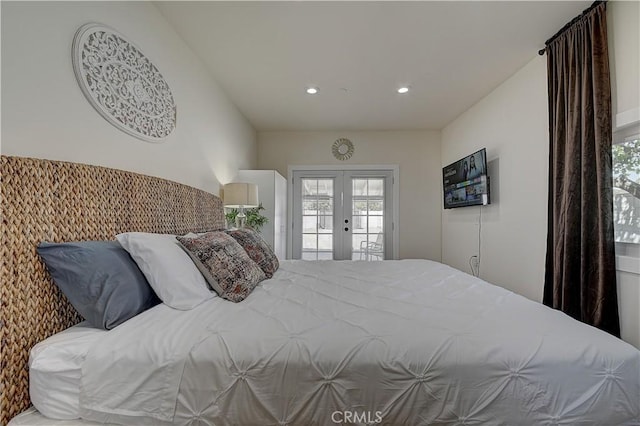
[{"x1": 443, "y1": 148, "x2": 490, "y2": 209}]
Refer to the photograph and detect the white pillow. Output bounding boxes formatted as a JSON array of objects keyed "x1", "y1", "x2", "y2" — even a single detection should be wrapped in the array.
[{"x1": 116, "y1": 232, "x2": 214, "y2": 310}]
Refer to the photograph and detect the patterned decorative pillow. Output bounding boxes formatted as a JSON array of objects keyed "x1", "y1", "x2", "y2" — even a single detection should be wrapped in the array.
[
  {"x1": 176, "y1": 231, "x2": 265, "y2": 302},
  {"x1": 225, "y1": 228, "x2": 279, "y2": 278}
]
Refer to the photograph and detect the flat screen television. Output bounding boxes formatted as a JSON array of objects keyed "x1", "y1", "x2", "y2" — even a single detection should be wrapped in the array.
[{"x1": 443, "y1": 148, "x2": 490, "y2": 209}]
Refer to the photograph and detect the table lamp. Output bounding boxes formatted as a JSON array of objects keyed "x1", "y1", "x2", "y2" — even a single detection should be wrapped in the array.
[{"x1": 223, "y1": 182, "x2": 259, "y2": 228}]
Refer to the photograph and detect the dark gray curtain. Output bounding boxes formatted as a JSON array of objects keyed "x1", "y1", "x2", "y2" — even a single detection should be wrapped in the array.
[{"x1": 544, "y1": 2, "x2": 620, "y2": 337}]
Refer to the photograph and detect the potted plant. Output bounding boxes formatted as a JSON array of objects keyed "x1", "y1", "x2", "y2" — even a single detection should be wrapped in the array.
[{"x1": 225, "y1": 203, "x2": 268, "y2": 232}]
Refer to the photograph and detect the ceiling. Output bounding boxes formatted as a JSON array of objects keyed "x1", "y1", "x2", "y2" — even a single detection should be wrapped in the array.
[{"x1": 156, "y1": 1, "x2": 590, "y2": 131}]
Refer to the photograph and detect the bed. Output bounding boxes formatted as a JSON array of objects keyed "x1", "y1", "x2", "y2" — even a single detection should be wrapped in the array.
[
  {"x1": 0, "y1": 156, "x2": 224, "y2": 425},
  {"x1": 2, "y1": 156, "x2": 639, "y2": 425}
]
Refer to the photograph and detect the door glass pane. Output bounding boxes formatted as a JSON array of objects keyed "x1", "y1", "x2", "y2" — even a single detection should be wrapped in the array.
[
  {"x1": 302, "y1": 216, "x2": 317, "y2": 233},
  {"x1": 368, "y1": 200, "x2": 384, "y2": 214},
  {"x1": 318, "y1": 216, "x2": 333, "y2": 233},
  {"x1": 353, "y1": 179, "x2": 367, "y2": 196},
  {"x1": 369, "y1": 216, "x2": 383, "y2": 233},
  {"x1": 317, "y1": 180, "x2": 333, "y2": 196},
  {"x1": 352, "y1": 234, "x2": 368, "y2": 260},
  {"x1": 318, "y1": 235, "x2": 332, "y2": 251},
  {"x1": 353, "y1": 200, "x2": 367, "y2": 214},
  {"x1": 303, "y1": 200, "x2": 318, "y2": 215},
  {"x1": 301, "y1": 178, "x2": 334, "y2": 260},
  {"x1": 352, "y1": 215, "x2": 367, "y2": 233},
  {"x1": 302, "y1": 252, "x2": 317, "y2": 260},
  {"x1": 368, "y1": 179, "x2": 384, "y2": 196},
  {"x1": 302, "y1": 234, "x2": 317, "y2": 250},
  {"x1": 351, "y1": 177, "x2": 386, "y2": 261},
  {"x1": 369, "y1": 234, "x2": 383, "y2": 246},
  {"x1": 302, "y1": 180, "x2": 318, "y2": 196},
  {"x1": 317, "y1": 198, "x2": 333, "y2": 214}
]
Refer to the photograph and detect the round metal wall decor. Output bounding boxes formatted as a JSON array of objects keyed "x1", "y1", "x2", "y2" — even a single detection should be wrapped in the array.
[
  {"x1": 72, "y1": 23, "x2": 177, "y2": 143},
  {"x1": 332, "y1": 138, "x2": 354, "y2": 161}
]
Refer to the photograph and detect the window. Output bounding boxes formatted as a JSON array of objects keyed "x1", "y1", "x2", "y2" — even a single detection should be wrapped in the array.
[{"x1": 613, "y1": 133, "x2": 640, "y2": 244}]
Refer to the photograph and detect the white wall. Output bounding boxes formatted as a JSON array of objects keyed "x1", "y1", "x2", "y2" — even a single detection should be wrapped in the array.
[
  {"x1": 258, "y1": 131, "x2": 441, "y2": 261},
  {"x1": 441, "y1": 56, "x2": 548, "y2": 303},
  {"x1": 1, "y1": 1, "x2": 257, "y2": 192},
  {"x1": 609, "y1": 0, "x2": 640, "y2": 128}
]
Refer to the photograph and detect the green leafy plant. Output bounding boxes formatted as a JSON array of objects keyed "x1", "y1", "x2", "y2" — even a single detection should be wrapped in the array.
[
  {"x1": 613, "y1": 138, "x2": 640, "y2": 198},
  {"x1": 225, "y1": 203, "x2": 268, "y2": 232}
]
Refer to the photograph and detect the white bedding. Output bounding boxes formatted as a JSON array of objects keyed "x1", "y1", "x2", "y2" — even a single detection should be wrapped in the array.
[
  {"x1": 76, "y1": 260, "x2": 639, "y2": 425},
  {"x1": 9, "y1": 407, "x2": 106, "y2": 426},
  {"x1": 29, "y1": 322, "x2": 105, "y2": 420}
]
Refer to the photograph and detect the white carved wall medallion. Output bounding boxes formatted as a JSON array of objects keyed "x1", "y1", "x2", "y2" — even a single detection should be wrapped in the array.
[
  {"x1": 332, "y1": 138, "x2": 354, "y2": 161},
  {"x1": 72, "y1": 23, "x2": 177, "y2": 143}
]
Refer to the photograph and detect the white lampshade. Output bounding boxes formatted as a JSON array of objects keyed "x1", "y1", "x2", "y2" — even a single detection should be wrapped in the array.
[{"x1": 223, "y1": 182, "x2": 259, "y2": 208}]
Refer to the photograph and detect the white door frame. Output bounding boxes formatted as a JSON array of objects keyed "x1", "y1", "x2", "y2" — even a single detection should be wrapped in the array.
[{"x1": 288, "y1": 164, "x2": 400, "y2": 260}]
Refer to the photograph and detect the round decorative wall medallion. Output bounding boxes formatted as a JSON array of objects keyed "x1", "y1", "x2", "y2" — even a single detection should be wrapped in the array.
[
  {"x1": 332, "y1": 138, "x2": 354, "y2": 161},
  {"x1": 72, "y1": 23, "x2": 177, "y2": 143}
]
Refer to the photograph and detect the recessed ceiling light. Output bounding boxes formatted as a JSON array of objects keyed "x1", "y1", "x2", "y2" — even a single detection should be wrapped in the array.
[
  {"x1": 397, "y1": 87, "x2": 410, "y2": 94},
  {"x1": 306, "y1": 87, "x2": 318, "y2": 95}
]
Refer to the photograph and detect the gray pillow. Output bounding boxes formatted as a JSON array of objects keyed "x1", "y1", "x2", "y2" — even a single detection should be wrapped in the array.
[{"x1": 37, "y1": 241, "x2": 160, "y2": 330}]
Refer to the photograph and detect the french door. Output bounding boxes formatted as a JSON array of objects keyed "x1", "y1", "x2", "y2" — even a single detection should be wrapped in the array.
[{"x1": 292, "y1": 170, "x2": 394, "y2": 260}]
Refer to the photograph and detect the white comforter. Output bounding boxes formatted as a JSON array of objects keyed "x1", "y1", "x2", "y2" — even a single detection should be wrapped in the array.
[{"x1": 79, "y1": 260, "x2": 640, "y2": 425}]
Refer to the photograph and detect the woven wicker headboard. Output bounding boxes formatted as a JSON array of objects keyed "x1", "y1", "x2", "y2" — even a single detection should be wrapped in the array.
[{"x1": 0, "y1": 155, "x2": 225, "y2": 424}]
